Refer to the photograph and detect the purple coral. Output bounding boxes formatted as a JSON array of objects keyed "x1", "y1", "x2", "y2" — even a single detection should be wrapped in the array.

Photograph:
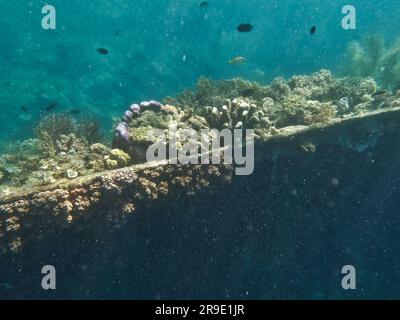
[
  {"x1": 130, "y1": 103, "x2": 141, "y2": 117},
  {"x1": 115, "y1": 122, "x2": 129, "y2": 142},
  {"x1": 115, "y1": 99, "x2": 162, "y2": 143},
  {"x1": 140, "y1": 100, "x2": 162, "y2": 112},
  {"x1": 124, "y1": 110, "x2": 134, "y2": 123},
  {"x1": 140, "y1": 101, "x2": 151, "y2": 109},
  {"x1": 149, "y1": 100, "x2": 162, "y2": 109}
]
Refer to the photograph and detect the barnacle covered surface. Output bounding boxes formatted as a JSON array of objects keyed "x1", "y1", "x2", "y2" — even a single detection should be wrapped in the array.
[{"x1": 0, "y1": 162, "x2": 234, "y2": 254}]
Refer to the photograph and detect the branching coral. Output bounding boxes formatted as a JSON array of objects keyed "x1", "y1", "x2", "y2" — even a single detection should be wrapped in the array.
[
  {"x1": 163, "y1": 70, "x2": 377, "y2": 130},
  {"x1": 0, "y1": 113, "x2": 109, "y2": 188},
  {"x1": 3, "y1": 70, "x2": 399, "y2": 192},
  {"x1": 114, "y1": 69, "x2": 390, "y2": 163},
  {"x1": 75, "y1": 113, "x2": 104, "y2": 144},
  {"x1": 379, "y1": 40, "x2": 400, "y2": 91},
  {"x1": 343, "y1": 35, "x2": 400, "y2": 92},
  {"x1": 34, "y1": 113, "x2": 104, "y2": 156},
  {"x1": 262, "y1": 70, "x2": 375, "y2": 127},
  {"x1": 34, "y1": 113, "x2": 76, "y2": 156},
  {"x1": 202, "y1": 98, "x2": 264, "y2": 130},
  {"x1": 163, "y1": 77, "x2": 269, "y2": 110},
  {"x1": 343, "y1": 35, "x2": 385, "y2": 78}
]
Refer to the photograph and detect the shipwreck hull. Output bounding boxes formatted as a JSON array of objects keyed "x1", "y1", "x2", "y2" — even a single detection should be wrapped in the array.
[{"x1": 1, "y1": 107, "x2": 400, "y2": 299}]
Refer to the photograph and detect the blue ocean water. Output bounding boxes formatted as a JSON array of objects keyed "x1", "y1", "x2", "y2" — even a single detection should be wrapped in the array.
[
  {"x1": 1, "y1": 0, "x2": 399, "y2": 145},
  {"x1": 1, "y1": 1, "x2": 400, "y2": 300}
]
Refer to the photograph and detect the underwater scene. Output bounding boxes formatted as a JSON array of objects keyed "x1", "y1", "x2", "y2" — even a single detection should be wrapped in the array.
[{"x1": 1, "y1": 0, "x2": 400, "y2": 300}]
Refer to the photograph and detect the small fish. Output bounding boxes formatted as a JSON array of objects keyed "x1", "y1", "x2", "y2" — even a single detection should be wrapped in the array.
[
  {"x1": 240, "y1": 88, "x2": 255, "y2": 97},
  {"x1": 200, "y1": 1, "x2": 208, "y2": 8},
  {"x1": 229, "y1": 56, "x2": 247, "y2": 65},
  {"x1": 237, "y1": 24, "x2": 254, "y2": 32},
  {"x1": 68, "y1": 109, "x2": 81, "y2": 115},
  {"x1": 97, "y1": 48, "x2": 109, "y2": 55},
  {"x1": 20, "y1": 106, "x2": 28, "y2": 112},
  {"x1": 310, "y1": 26, "x2": 317, "y2": 34},
  {"x1": 45, "y1": 102, "x2": 59, "y2": 112}
]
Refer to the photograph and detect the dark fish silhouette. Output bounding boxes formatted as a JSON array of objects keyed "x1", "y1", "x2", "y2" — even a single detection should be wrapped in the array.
[
  {"x1": 20, "y1": 106, "x2": 28, "y2": 112},
  {"x1": 97, "y1": 48, "x2": 109, "y2": 55},
  {"x1": 45, "y1": 102, "x2": 59, "y2": 112},
  {"x1": 310, "y1": 26, "x2": 317, "y2": 34},
  {"x1": 240, "y1": 88, "x2": 255, "y2": 97},
  {"x1": 68, "y1": 109, "x2": 81, "y2": 115},
  {"x1": 200, "y1": 1, "x2": 208, "y2": 7},
  {"x1": 372, "y1": 90, "x2": 389, "y2": 97},
  {"x1": 237, "y1": 24, "x2": 254, "y2": 32}
]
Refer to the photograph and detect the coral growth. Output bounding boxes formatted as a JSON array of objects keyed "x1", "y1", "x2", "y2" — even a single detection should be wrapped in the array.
[
  {"x1": 163, "y1": 76, "x2": 269, "y2": 110},
  {"x1": 33, "y1": 113, "x2": 77, "y2": 156},
  {"x1": 75, "y1": 114, "x2": 104, "y2": 144},
  {"x1": 106, "y1": 149, "x2": 131, "y2": 169},
  {"x1": 202, "y1": 98, "x2": 265, "y2": 130},
  {"x1": 343, "y1": 35, "x2": 385, "y2": 78},
  {"x1": 112, "y1": 70, "x2": 400, "y2": 161},
  {"x1": 343, "y1": 35, "x2": 400, "y2": 92},
  {"x1": 1, "y1": 70, "x2": 399, "y2": 192},
  {"x1": 0, "y1": 113, "x2": 113, "y2": 189},
  {"x1": 34, "y1": 113, "x2": 104, "y2": 156},
  {"x1": 0, "y1": 162, "x2": 234, "y2": 254}
]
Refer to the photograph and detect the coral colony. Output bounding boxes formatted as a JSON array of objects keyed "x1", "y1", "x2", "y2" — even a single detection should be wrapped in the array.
[
  {"x1": 115, "y1": 122, "x2": 129, "y2": 142},
  {"x1": 2, "y1": 68, "x2": 400, "y2": 255},
  {"x1": 116, "y1": 101, "x2": 162, "y2": 142},
  {"x1": 114, "y1": 100, "x2": 255, "y2": 175},
  {"x1": 2, "y1": 69, "x2": 400, "y2": 190}
]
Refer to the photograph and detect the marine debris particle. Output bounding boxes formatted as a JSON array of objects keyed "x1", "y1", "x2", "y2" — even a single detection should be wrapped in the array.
[
  {"x1": 229, "y1": 56, "x2": 246, "y2": 65},
  {"x1": 310, "y1": 26, "x2": 316, "y2": 34},
  {"x1": 237, "y1": 24, "x2": 254, "y2": 32},
  {"x1": 45, "y1": 102, "x2": 59, "y2": 112},
  {"x1": 199, "y1": 1, "x2": 208, "y2": 8},
  {"x1": 97, "y1": 48, "x2": 109, "y2": 55}
]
